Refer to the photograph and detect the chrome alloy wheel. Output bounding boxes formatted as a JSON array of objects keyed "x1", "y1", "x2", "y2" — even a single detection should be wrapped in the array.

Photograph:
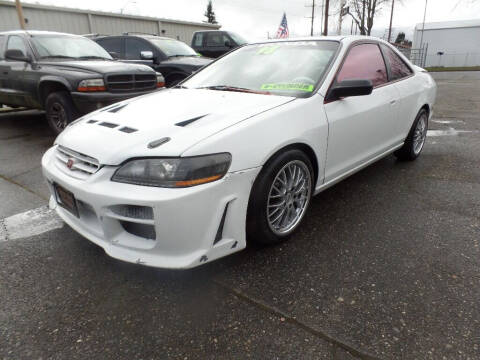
[
  {"x1": 267, "y1": 160, "x2": 312, "y2": 235},
  {"x1": 413, "y1": 114, "x2": 427, "y2": 155}
]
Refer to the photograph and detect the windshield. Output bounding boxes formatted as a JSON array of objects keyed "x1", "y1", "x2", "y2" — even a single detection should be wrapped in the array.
[
  {"x1": 31, "y1": 35, "x2": 112, "y2": 60},
  {"x1": 149, "y1": 38, "x2": 198, "y2": 57},
  {"x1": 228, "y1": 32, "x2": 248, "y2": 45},
  {"x1": 182, "y1": 41, "x2": 339, "y2": 98}
]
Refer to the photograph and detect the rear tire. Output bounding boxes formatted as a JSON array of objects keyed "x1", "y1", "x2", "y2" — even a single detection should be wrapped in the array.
[
  {"x1": 45, "y1": 91, "x2": 78, "y2": 135},
  {"x1": 247, "y1": 149, "x2": 314, "y2": 245},
  {"x1": 394, "y1": 108, "x2": 428, "y2": 161}
]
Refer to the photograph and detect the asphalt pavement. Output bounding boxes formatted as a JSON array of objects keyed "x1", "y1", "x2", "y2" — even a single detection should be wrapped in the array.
[{"x1": 1, "y1": 75, "x2": 479, "y2": 359}]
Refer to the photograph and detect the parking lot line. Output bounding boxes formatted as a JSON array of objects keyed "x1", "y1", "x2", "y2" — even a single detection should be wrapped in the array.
[{"x1": 0, "y1": 206, "x2": 63, "y2": 242}]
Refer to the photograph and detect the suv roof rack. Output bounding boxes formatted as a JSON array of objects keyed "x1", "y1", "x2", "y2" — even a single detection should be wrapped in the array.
[{"x1": 122, "y1": 32, "x2": 158, "y2": 36}]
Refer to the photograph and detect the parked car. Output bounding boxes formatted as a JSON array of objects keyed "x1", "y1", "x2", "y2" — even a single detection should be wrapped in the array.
[
  {"x1": 94, "y1": 34, "x2": 212, "y2": 87},
  {"x1": 0, "y1": 31, "x2": 164, "y2": 134},
  {"x1": 42, "y1": 36, "x2": 436, "y2": 269},
  {"x1": 191, "y1": 30, "x2": 248, "y2": 58}
]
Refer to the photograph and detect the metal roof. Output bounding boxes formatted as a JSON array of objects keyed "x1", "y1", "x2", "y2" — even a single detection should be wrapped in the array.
[
  {"x1": 0, "y1": 0, "x2": 221, "y2": 29},
  {"x1": 415, "y1": 19, "x2": 480, "y2": 31}
]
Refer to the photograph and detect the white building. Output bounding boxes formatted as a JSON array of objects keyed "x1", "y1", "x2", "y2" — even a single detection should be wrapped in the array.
[
  {"x1": 412, "y1": 19, "x2": 480, "y2": 68},
  {"x1": 0, "y1": 0, "x2": 220, "y2": 44}
]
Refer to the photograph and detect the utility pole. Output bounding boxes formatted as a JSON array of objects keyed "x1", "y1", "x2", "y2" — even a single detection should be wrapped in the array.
[
  {"x1": 323, "y1": 0, "x2": 329, "y2": 36},
  {"x1": 387, "y1": 0, "x2": 395, "y2": 42},
  {"x1": 320, "y1": 0, "x2": 325, "y2": 35},
  {"x1": 338, "y1": 0, "x2": 346, "y2": 35},
  {"x1": 15, "y1": 0, "x2": 26, "y2": 30},
  {"x1": 306, "y1": 0, "x2": 316, "y2": 36},
  {"x1": 420, "y1": 0, "x2": 428, "y2": 48}
]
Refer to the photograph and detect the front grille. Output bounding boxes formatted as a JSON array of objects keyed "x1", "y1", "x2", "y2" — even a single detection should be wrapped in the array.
[
  {"x1": 55, "y1": 145, "x2": 101, "y2": 179},
  {"x1": 106, "y1": 73, "x2": 156, "y2": 92}
]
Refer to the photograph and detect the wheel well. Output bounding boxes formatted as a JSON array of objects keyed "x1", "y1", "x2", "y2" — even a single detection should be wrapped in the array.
[
  {"x1": 39, "y1": 81, "x2": 69, "y2": 105},
  {"x1": 265, "y1": 143, "x2": 319, "y2": 185},
  {"x1": 421, "y1": 104, "x2": 430, "y2": 116}
]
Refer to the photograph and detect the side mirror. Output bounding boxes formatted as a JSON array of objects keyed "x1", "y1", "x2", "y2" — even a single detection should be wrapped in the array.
[
  {"x1": 224, "y1": 40, "x2": 232, "y2": 48},
  {"x1": 140, "y1": 51, "x2": 154, "y2": 60},
  {"x1": 327, "y1": 79, "x2": 373, "y2": 101},
  {"x1": 5, "y1": 49, "x2": 31, "y2": 62},
  {"x1": 108, "y1": 51, "x2": 119, "y2": 59}
]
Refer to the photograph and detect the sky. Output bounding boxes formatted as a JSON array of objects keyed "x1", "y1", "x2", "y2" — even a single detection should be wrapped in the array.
[{"x1": 14, "y1": 0, "x2": 480, "y2": 41}]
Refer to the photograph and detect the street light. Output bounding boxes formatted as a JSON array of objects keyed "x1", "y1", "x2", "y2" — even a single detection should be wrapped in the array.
[{"x1": 120, "y1": 0, "x2": 137, "y2": 14}]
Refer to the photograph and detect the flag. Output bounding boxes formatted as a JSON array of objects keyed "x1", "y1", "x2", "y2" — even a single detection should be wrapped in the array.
[{"x1": 275, "y1": 12, "x2": 289, "y2": 39}]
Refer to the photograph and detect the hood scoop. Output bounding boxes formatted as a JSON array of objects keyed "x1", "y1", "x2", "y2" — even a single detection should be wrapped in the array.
[
  {"x1": 175, "y1": 114, "x2": 208, "y2": 127},
  {"x1": 148, "y1": 137, "x2": 171, "y2": 149}
]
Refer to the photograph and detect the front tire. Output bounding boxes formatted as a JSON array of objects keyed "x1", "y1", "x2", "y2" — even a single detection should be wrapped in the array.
[
  {"x1": 45, "y1": 91, "x2": 78, "y2": 135},
  {"x1": 247, "y1": 149, "x2": 314, "y2": 245},
  {"x1": 394, "y1": 108, "x2": 429, "y2": 161}
]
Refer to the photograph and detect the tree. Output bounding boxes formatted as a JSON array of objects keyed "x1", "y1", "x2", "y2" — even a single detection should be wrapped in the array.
[
  {"x1": 204, "y1": 0, "x2": 218, "y2": 24},
  {"x1": 395, "y1": 32, "x2": 405, "y2": 44},
  {"x1": 348, "y1": 0, "x2": 391, "y2": 35}
]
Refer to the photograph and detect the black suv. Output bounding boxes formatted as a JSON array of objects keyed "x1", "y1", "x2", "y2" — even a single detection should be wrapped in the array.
[
  {"x1": 0, "y1": 31, "x2": 164, "y2": 134},
  {"x1": 95, "y1": 34, "x2": 213, "y2": 87},
  {"x1": 191, "y1": 31, "x2": 248, "y2": 58}
]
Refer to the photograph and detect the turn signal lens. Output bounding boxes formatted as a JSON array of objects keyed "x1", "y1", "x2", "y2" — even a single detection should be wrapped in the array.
[
  {"x1": 111, "y1": 153, "x2": 232, "y2": 188},
  {"x1": 78, "y1": 79, "x2": 106, "y2": 92},
  {"x1": 156, "y1": 73, "x2": 165, "y2": 88}
]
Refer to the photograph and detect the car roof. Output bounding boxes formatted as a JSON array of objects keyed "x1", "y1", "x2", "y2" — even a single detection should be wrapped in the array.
[
  {"x1": 248, "y1": 35, "x2": 390, "y2": 46},
  {"x1": 95, "y1": 34, "x2": 178, "y2": 41},
  {"x1": 0, "y1": 30, "x2": 84, "y2": 37}
]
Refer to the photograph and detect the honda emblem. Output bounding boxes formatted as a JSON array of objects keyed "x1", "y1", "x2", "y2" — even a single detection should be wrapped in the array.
[{"x1": 67, "y1": 158, "x2": 74, "y2": 169}]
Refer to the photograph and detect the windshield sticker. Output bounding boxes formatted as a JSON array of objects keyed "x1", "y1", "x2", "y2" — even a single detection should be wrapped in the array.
[
  {"x1": 257, "y1": 45, "x2": 280, "y2": 55},
  {"x1": 261, "y1": 83, "x2": 314, "y2": 92}
]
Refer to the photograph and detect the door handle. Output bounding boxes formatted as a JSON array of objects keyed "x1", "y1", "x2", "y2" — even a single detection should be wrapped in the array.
[
  {"x1": 2, "y1": 71, "x2": 8, "y2": 75},
  {"x1": 390, "y1": 99, "x2": 397, "y2": 105}
]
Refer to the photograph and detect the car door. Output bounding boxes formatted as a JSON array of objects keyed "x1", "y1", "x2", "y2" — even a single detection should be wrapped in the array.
[
  {"x1": 323, "y1": 42, "x2": 400, "y2": 182},
  {"x1": 204, "y1": 32, "x2": 230, "y2": 58},
  {"x1": 0, "y1": 34, "x2": 8, "y2": 105},
  {"x1": 124, "y1": 37, "x2": 156, "y2": 67},
  {"x1": 380, "y1": 44, "x2": 418, "y2": 144},
  {"x1": 95, "y1": 37, "x2": 124, "y2": 60},
  {"x1": 3, "y1": 35, "x2": 33, "y2": 107}
]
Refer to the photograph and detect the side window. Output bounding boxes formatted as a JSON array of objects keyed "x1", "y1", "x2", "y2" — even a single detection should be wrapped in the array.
[
  {"x1": 206, "y1": 33, "x2": 229, "y2": 47},
  {"x1": 337, "y1": 43, "x2": 388, "y2": 87},
  {"x1": 193, "y1": 33, "x2": 204, "y2": 47},
  {"x1": 125, "y1": 38, "x2": 151, "y2": 60},
  {"x1": 0, "y1": 35, "x2": 5, "y2": 59},
  {"x1": 97, "y1": 38, "x2": 122, "y2": 57},
  {"x1": 7, "y1": 35, "x2": 27, "y2": 56},
  {"x1": 381, "y1": 44, "x2": 413, "y2": 81}
]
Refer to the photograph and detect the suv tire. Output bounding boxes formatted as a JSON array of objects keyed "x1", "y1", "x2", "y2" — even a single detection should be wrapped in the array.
[{"x1": 45, "y1": 91, "x2": 78, "y2": 135}]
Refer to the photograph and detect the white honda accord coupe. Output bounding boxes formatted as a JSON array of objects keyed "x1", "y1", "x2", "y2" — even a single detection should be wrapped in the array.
[{"x1": 42, "y1": 36, "x2": 436, "y2": 269}]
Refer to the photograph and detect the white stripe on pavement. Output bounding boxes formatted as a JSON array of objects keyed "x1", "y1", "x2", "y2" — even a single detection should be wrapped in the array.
[{"x1": 0, "y1": 206, "x2": 64, "y2": 242}]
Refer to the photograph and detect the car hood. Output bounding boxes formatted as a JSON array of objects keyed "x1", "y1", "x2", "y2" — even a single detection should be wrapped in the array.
[
  {"x1": 39, "y1": 60, "x2": 154, "y2": 75},
  {"x1": 162, "y1": 56, "x2": 213, "y2": 68},
  {"x1": 56, "y1": 89, "x2": 295, "y2": 165}
]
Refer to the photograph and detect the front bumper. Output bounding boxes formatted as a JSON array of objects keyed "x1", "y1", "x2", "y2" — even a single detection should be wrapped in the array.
[
  {"x1": 71, "y1": 89, "x2": 159, "y2": 114},
  {"x1": 42, "y1": 146, "x2": 260, "y2": 269}
]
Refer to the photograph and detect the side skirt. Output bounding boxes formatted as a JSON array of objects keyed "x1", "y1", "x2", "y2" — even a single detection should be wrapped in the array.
[{"x1": 314, "y1": 143, "x2": 404, "y2": 196}]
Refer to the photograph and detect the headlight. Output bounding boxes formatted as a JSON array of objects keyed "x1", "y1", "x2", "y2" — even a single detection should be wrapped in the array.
[
  {"x1": 156, "y1": 73, "x2": 165, "y2": 88},
  {"x1": 111, "y1": 153, "x2": 232, "y2": 188},
  {"x1": 78, "y1": 79, "x2": 106, "y2": 92}
]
